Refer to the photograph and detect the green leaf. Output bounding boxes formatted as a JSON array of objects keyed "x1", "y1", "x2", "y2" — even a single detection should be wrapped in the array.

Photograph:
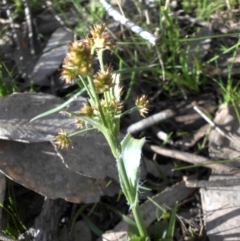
[
  {"x1": 81, "y1": 213, "x2": 103, "y2": 236},
  {"x1": 129, "y1": 237, "x2": 146, "y2": 241},
  {"x1": 121, "y1": 134, "x2": 145, "y2": 188},
  {"x1": 154, "y1": 220, "x2": 168, "y2": 240},
  {"x1": 166, "y1": 202, "x2": 178, "y2": 238},
  {"x1": 71, "y1": 204, "x2": 89, "y2": 232},
  {"x1": 30, "y1": 88, "x2": 85, "y2": 122},
  {"x1": 120, "y1": 134, "x2": 145, "y2": 206},
  {"x1": 154, "y1": 221, "x2": 167, "y2": 240},
  {"x1": 147, "y1": 196, "x2": 168, "y2": 221},
  {"x1": 102, "y1": 202, "x2": 141, "y2": 237}
]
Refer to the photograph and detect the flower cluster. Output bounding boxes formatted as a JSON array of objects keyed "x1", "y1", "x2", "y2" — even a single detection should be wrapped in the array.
[
  {"x1": 79, "y1": 103, "x2": 94, "y2": 117},
  {"x1": 61, "y1": 24, "x2": 115, "y2": 84},
  {"x1": 93, "y1": 66, "x2": 115, "y2": 93},
  {"x1": 135, "y1": 95, "x2": 150, "y2": 117},
  {"x1": 90, "y1": 24, "x2": 115, "y2": 50},
  {"x1": 57, "y1": 24, "x2": 150, "y2": 149},
  {"x1": 55, "y1": 129, "x2": 72, "y2": 149},
  {"x1": 61, "y1": 40, "x2": 93, "y2": 83},
  {"x1": 75, "y1": 118, "x2": 86, "y2": 129},
  {"x1": 99, "y1": 99, "x2": 123, "y2": 116}
]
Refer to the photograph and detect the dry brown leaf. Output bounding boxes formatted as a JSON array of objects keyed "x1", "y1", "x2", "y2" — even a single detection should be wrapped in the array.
[
  {"x1": 56, "y1": 135, "x2": 118, "y2": 179},
  {"x1": 0, "y1": 92, "x2": 119, "y2": 202},
  {"x1": 29, "y1": 27, "x2": 73, "y2": 86},
  {"x1": 202, "y1": 104, "x2": 240, "y2": 240},
  {"x1": 0, "y1": 140, "x2": 118, "y2": 203},
  {"x1": 209, "y1": 104, "x2": 240, "y2": 161},
  {"x1": 0, "y1": 92, "x2": 84, "y2": 142}
]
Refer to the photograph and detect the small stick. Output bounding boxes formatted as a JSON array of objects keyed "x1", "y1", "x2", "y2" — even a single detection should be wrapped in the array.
[
  {"x1": 149, "y1": 145, "x2": 237, "y2": 174},
  {"x1": 193, "y1": 105, "x2": 240, "y2": 148},
  {"x1": 127, "y1": 109, "x2": 175, "y2": 134},
  {"x1": 185, "y1": 178, "x2": 240, "y2": 188},
  {"x1": 99, "y1": 0, "x2": 159, "y2": 46}
]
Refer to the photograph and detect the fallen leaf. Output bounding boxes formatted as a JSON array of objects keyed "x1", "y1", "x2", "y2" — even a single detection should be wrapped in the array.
[
  {"x1": 0, "y1": 140, "x2": 118, "y2": 203},
  {"x1": 0, "y1": 92, "x2": 84, "y2": 142},
  {"x1": 57, "y1": 135, "x2": 118, "y2": 180},
  {"x1": 0, "y1": 92, "x2": 120, "y2": 202},
  {"x1": 29, "y1": 27, "x2": 73, "y2": 86},
  {"x1": 202, "y1": 104, "x2": 240, "y2": 240}
]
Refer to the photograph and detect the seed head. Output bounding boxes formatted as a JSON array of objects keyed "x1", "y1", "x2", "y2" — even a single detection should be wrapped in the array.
[
  {"x1": 75, "y1": 118, "x2": 86, "y2": 129},
  {"x1": 90, "y1": 24, "x2": 115, "y2": 50},
  {"x1": 97, "y1": 99, "x2": 123, "y2": 116},
  {"x1": 61, "y1": 40, "x2": 93, "y2": 83},
  {"x1": 94, "y1": 65, "x2": 115, "y2": 93},
  {"x1": 55, "y1": 129, "x2": 72, "y2": 149},
  {"x1": 79, "y1": 104, "x2": 94, "y2": 117},
  {"x1": 135, "y1": 95, "x2": 150, "y2": 117},
  {"x1": 108, "y1": 99, "x2": 123, "y2": 114}
]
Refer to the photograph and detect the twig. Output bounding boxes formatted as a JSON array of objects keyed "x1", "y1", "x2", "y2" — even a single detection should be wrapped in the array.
[
  {"x1": 193, "y1": 105, "x2": 240, "y2": 148},
  {"x1": 149, "y1": 145, "x2": 237, "y2": 174},
  {"x1": 185, "y1": 178, "x2": 240, "y2": 188},
  {"x1": 127, "y1": 109, "x2": 175, "y2": 134},
  {"x1": 99, "y1": 0, "x2": 159, "y2": 46}
]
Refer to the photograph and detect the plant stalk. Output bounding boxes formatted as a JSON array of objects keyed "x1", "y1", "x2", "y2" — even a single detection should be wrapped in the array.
[{"x1": 116, "y1": 155, "x2": 148, "y2": 238}]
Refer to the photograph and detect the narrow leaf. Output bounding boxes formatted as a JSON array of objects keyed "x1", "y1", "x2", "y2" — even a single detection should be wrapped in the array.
[
  {"x1": 31, "y1": 88, "x2": 85, "y2": 122},
  {"x1": 167, "y1": 202, "x2": 178, "y2": 238}
]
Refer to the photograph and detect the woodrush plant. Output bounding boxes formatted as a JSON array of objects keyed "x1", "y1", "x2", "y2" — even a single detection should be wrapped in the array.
[{"x1": 56, "y1": 24, "x2": 150, "y2": 240}]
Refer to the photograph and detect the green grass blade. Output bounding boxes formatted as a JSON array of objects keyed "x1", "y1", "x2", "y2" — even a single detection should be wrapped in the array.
[
  {"x1": 30, "y1": 88, "x2": 85, "y2": 122},
  {"x1": 81, "y1": 213, "x2": 103, "y2": 236},
  {"x1": 166, "y1": 203, "x2": 178, "y2": 238}
]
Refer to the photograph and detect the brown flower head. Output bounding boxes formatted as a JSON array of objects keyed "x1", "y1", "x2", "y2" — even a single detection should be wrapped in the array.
[
  {"x1": 94, "y1": 65, "x2": 115, "y2": 93},
  {"x1": 135, "y1": 95, "x2": 150, "y2": 117},
  {"x1": 55, "y1": 129, "x2": 72, "y2": 149},
  {"x1": 61, "y1": 40, "x2": 93, "y2": 83},
  {"x1": 75, "y1": 118, "x2": 86, "y2": 129},
  {"x1": 90, "y1": 24, "x2": 115, "y2": 50},
  {"x1": 108, "y1": 99, "x2": 123, "y2": 114},
  {"x1": 79, "y1": 103, "x2": 94, "y2": 117},
  {"x1": 97, "y1": 99, "x2": 123, "y2": 116},
  {"x1": 61, "y1": 61, "x2": 79, "y2": 83}
]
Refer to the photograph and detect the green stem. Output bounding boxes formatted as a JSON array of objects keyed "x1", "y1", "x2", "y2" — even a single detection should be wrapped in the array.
[
  {"x1": 68, "y1": 127, "x2": 96, "y2": 137},
  {"x1": 132, "y1": 203, "x2": 148, "y2": 238},
  {"x1": 98, "y1": 49, "x2": 105, "y2": 71},
  {"x1": 96, "y1": 49, "x2": 113, "y2": 131},
  {"x1": 118, "y1": 106, "x2": 139, "y2": 117},
  {"x1": 117, "y1": 156, "x2": 148, "y2": 238},
  {"x1": 87, "y1": 76, "x2": 108, "y2": 128},
  {"x1": 78, "y1": 75, "x2": 94, "y2": 101}
]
